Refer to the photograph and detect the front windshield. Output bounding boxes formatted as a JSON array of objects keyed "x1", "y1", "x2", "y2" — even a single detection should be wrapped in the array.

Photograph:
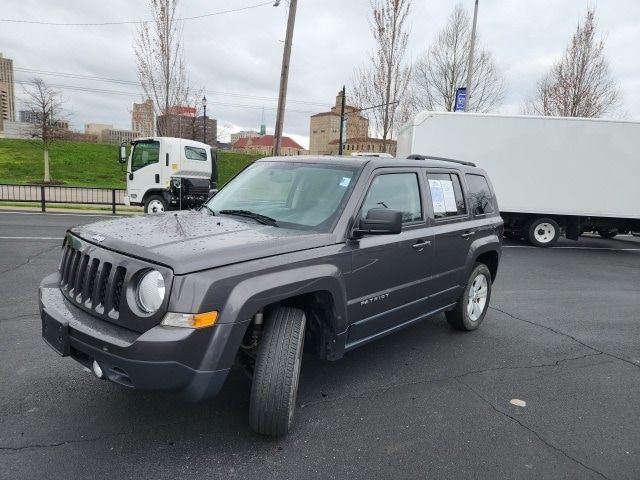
[{"x1": 205, "y1": 161, "x2": 359, "y2": 231}]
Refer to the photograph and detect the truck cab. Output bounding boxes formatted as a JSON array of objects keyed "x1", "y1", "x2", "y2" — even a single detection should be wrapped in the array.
[{"x1": 120, "y1": 137, "x2": 218, "y2": 213}]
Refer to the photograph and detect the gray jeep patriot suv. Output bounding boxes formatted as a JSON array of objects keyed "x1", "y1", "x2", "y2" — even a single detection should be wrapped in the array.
[{"x1": 39, "y1": 155, "x2": 502, "y2": 436}]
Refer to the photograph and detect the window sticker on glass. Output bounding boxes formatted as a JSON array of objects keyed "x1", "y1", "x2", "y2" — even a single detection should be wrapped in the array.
[
  {"x1": 339, "y1": 177, "x2": 351, "y2": 187},
  {"x1": 440, "y1": 180, "x2": 458, "y2": 212},
  {"x1": 428, "y1": 179, "x2": 446, "y2": 213}
]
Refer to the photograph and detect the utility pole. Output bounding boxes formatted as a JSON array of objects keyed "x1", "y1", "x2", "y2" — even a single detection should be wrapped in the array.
[
  {"x1": 338, "y1": 85, "x2": 346, "y2": 155},
  {"x1": 464, "y1": 0, "x2": 479, "y2": 112},
  {"x1": 273, "y1": 0, "x2": 298, "y2": 156}
]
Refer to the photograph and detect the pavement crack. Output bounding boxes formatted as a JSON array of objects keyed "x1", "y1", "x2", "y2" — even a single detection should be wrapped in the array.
[
  {"x1": 490, "y1": 305, "x2": 640, "y2": 369},
  {"x1": 0, "y1": 312, "x2": 39, "y2": 322},
  {"x1": 0, "y1": 244, "x2": 60, "y2": 276},
  {"x1": 299, "y1": 352, "x2": 603, "y2": 409},
  {"x1": 455, "y1": 377, "x2": 612, "y2": 480},
  {"x1": 0, "y1": 420, "x2": 185, "y2": 452}
]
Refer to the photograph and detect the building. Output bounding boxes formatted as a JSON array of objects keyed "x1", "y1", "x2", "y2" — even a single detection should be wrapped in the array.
[
  {"x1": 84, "y1": 123, "x2": 113, "y2": 136},
  {"x1": 100, "y1": 128, "x2": 140, "y2": 145},
  {"x1": 328, "y1": 137, "x2": 397, "y2": 156},
  {"x1": 132, "y1": 99, "x2": 155, "y2": 137},
  {"x1": 19, "y1": 111, "x2": 69, "y2": 130},
  {"x1": 0, "y1": 83, "x2": 8, "y2": 132},
  {"x1": 0, "y1": 53, "x2": 15, "y2": 124},
  {"x1": 230, "y1": 130, "x2": 259, "y2": 144},
  {"x1": 309, "y1": 91, "x2": 369, "y2": 155},
  {"x1": 157, "y1": 107, "x2": 217, "y2": 147},
  {"x1": 231, "y1": 134, "x2": 307, "y2": 156},
  {"x1": 0, "y1": 121, "x2": 32, "y2": 139}
]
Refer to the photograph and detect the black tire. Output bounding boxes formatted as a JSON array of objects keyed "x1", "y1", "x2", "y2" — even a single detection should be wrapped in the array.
[
  {"x1": 144, "y1": 195, "x2": 168, "y2": 214},
  {"x1": 526, "y1": 217, "x2": 560, "y2": 247},
  {"x1": 446, "y1": 263, "x2": 492, "y2": 331},
  {"x1": 249, "y1": 306, "x2": 306, "y2": 437},
  {"x1": 597, "y1": 228, "x2": 618, "y2": 239}
]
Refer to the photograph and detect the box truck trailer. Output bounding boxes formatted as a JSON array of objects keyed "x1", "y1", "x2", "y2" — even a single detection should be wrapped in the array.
[
  {"x1": 397, "y1": 112, "x2": 640, "y2": 247},
  {"x1": 119, "y1": 137, "x2": 218, "y2": 213}
]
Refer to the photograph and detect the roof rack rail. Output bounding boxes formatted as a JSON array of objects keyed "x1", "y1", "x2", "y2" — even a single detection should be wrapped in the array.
[{"x1": 407, "y1": 154, "x2": 476, "y2": 167}]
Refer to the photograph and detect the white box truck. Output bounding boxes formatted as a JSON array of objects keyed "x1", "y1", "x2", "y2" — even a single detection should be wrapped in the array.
[
  {"x1": 397, "y1": 112, "x2": 640, "y2": 247},
  {"x1": 119, "y1": 137, "x2": 218, "y2": 213}
]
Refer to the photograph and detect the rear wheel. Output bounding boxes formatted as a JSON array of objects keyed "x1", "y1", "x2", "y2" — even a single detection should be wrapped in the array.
[
  {"x1": 598, "y1": 228, "x2": 618, "y2": 239},
  {"x1": 144, "y1": 195, "x2": 167, "y2": 214},
  {"x1": 526, "y1": 217, "x2": 560, "y2": 247},
  {"x1": 249, "y1": 306, "x2": 306, "y2": 437},
  {"x1": 446, "y1": 263, "x2": 492, "y2": 331}
]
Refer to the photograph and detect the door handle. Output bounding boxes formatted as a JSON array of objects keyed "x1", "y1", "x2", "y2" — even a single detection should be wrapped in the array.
[
  {"x1": 412, "y1": 240, "x2": 431, "y2": 251},
  {"x1": 461, "y1": 230, "x2": 476, "y2": 239}
]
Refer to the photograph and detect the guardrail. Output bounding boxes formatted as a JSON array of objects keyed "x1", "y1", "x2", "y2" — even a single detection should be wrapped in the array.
[{"x1": 0, "y1": 183, "x2": 126, "y2": 214}]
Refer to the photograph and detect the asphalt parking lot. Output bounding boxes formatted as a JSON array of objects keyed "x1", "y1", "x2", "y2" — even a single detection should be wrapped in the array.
[{"x1": 1, "y1": 210, "x2": 639, "y2": 480}]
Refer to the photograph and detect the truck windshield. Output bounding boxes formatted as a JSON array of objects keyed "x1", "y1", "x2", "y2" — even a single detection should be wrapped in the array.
[
  {"x1": 131, "y1": 140, "x2": 160, "y2": 172},
  {"x1": 204, "y1": 161, "x2": 359, "y2": 231}
]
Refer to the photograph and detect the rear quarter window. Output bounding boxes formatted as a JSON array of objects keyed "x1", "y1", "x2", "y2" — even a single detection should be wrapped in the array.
[{"x1": 465, "y1": 174, "x2": 496, "y2": 215}]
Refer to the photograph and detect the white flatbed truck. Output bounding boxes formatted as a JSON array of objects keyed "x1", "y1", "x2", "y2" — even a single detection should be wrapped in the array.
[{"x1": 397, "y1": 112, "x2": 640, "y2": 247}]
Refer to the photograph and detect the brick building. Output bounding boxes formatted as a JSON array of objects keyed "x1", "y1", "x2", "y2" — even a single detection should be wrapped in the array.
[
  {"x1": 231, "y1": 134, "x2": 306, "y2": 156},
  {"x1": 132, "y1": 99, "x2": 155, "y2": 137},
  {"x1": 328, "y1": 137, "x2": 397, "y2": 156},
  {"x1": 309, "y1": 91, "x2": 369, "y2": 155}
]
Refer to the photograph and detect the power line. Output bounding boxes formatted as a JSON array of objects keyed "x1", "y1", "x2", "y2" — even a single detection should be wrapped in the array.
[
  {"x1": 13, "y1": 67, "x2": 331, "y2": 107},
  {"x1": 0, "y1": 1, "x2": 274, "y2": 26},
  {"x1": 12, "y1": 80, "x2": 318, "y2": 115}
]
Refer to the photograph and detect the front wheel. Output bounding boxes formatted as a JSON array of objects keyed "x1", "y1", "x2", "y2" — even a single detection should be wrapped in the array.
[
  {"x1": 249, "y1": 306, "x2": 306, "y2": 437},
  {"x1": 446, "y1": 263, "x2": 492, "y2": 331},
  {"x1": 526, "y1": 217, "x2": 560, "y2": 247},
  {"x1": 144, "y1": 195, "x2": 168, "y2": 214}
]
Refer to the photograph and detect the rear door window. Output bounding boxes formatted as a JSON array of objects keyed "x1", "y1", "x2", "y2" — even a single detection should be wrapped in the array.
[
  {"x1": 465, "y1": 174, "x2": 496, "y2": 215},
  {"x1": 426, "y1": 172, "x2": 467, "y2": 219}
]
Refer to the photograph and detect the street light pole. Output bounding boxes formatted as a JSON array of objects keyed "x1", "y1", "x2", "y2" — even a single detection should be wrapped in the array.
[
  {"x1": 202, "y1": 95, "x2": 208, "y2": 144},
  {"x1": 273, "y1": 0, "x2": 298, "y2": 156},
  {"x1": 464, "y1": 0, "x2": 479, "y2": 112}
]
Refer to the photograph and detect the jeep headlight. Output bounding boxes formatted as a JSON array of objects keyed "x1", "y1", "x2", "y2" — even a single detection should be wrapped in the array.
[{"x1": 136, "y1": 270, "x2": 165, "y2": 313}]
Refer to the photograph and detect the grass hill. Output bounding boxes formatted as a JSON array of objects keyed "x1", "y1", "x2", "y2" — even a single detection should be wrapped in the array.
[{"x1": 0, "y1": 138, "x2": 261, "y2": 188}]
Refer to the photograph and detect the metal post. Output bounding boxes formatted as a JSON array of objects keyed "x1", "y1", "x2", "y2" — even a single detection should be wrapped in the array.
[
  {"x1": 273, "y1": 0, "x2": 298, "y2": 156},
  {"x1": 338, "y1": 86, "x2": 346, "y2": 155},
  {"x1": 203, "y1": 95, "x2": 208, "y2": 145},
  {"x1": 464, "y1": 0, "x2": 479, "y2": 112},
  {"x1": 40, "y1": 185, "x2": 46, "y2": 212},
  {"x1": 112, "y1": 189, "x2": 116, "y2": 215}
]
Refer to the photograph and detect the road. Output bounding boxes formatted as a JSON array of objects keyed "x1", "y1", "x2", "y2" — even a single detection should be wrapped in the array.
[{"x1": 1, "y1": 210, "x2": 639, "y2": 480}]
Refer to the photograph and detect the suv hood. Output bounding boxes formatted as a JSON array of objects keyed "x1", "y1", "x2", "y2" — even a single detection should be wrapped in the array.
[{"x1": 70, "y1": 211, "x2": 336, "y2": 275}]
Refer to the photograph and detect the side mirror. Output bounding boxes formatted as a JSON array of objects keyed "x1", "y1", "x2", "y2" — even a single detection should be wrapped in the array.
[
  {"x1": 353, "y1": 208, "x2": 402, "y2": 238},
  {"x1": 119, "y1": 144, "x2": 127, "y2": 164}
]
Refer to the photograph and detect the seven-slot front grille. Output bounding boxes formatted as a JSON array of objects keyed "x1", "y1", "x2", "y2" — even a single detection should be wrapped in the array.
[{"x1": 59, "y1": 243, "x2": 126, "y2": 317}]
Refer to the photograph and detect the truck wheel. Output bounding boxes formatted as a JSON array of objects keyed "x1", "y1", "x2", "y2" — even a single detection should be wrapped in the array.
[
  {"x1": 249, "y1": 306, "x2": 306, "y2": 437},
  {"x1": 144, "y1": 195, "x2": 167, "y2": 214},
  {"x1": 446, "y1": 263, "x2": 492, "y2": 331},
  {"x1": 526, "y1": 218, "x2": 560, "y2": 247},
  {"x1": 597, "y1": 228, "x2": 618, "y2": 239}
]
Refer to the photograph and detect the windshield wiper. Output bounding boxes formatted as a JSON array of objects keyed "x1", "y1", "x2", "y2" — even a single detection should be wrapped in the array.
[{"x1": 218, "y1": 209, "x2": 279, "y2": 227}]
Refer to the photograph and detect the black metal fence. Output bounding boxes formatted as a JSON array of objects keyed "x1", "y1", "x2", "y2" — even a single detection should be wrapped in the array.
[{"x1": 0, "y1": 183, "x2": 126, "y2": 214}]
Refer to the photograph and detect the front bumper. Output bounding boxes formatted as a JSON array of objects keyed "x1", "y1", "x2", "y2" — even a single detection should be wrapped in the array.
[{"x1": 39, "y1": 273, "x2": 244, "y2": 402}]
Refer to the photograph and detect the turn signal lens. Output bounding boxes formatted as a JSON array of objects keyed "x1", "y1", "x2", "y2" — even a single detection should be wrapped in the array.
[{"x1": 160, "y1": 311, "x2": 218, "y2": 329}]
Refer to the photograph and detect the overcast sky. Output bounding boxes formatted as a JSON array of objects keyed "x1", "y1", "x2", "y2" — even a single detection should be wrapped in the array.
[{"x1": 2, "y1": 0, "x2": 639, "y2": 148}]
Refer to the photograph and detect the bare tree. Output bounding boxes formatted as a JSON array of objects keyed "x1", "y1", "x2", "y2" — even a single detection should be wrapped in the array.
[
  {"x1": 135, "y1": 0, "x2": 189, "y2": 136},
  {"x1": 411, "y1": 4, "x2": 504, "y2": 113},
  {"x1": 524, "y1": 8, "x2": 620, "y2": 117},
  {"x1": 22, "y1": 78, "x2": 66, "y2": 183},
  {"x1": 350, "y1": 0, "x2": 413, "y2": 151}
]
